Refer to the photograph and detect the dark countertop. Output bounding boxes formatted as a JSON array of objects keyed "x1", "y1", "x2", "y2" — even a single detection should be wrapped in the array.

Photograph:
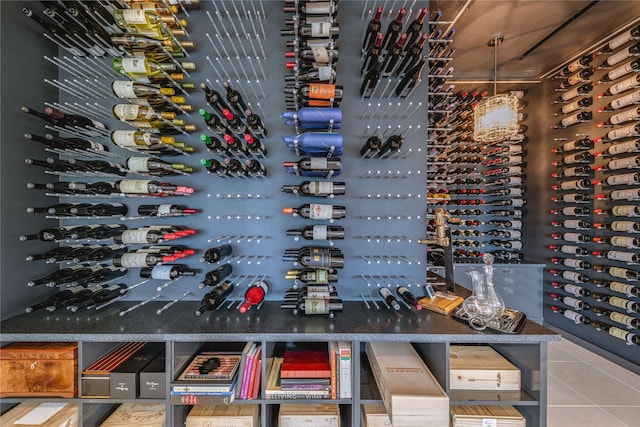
[{"x1": 0, "y1": 300, "x2": 559, "y2": 343}]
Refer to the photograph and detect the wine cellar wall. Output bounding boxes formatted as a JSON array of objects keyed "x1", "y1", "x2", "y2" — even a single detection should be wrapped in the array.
[{"x1": 1, "y1": 0, "x2": 429, "y2": 321}]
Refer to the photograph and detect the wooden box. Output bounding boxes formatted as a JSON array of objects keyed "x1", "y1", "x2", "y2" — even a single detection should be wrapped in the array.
[
  {"x1": 0, "y1": 342, "x2": 78, "y2": 398},
  {"x1": 99, "y1": 403, "x2": 166, "y2": 427},
  {"x1": 450, "y1": 345, "x2": 521, "y2": 391},
  {"x1": 186, "y1": 404, "x2": 260, "y2": 427},
  {"x1": 450, "y1": 405, "x2": 525, "y2": 427},
  {"x1": 278, "y1": 403, "x2": 340, "y2": 427},
  {"x1": 365, "y1": 342, "x2": 449, "y2": 427},
  {"x1": 360, "y1": 403, "x2": 391, "y2": 427},
  {"x1": 0, "y1": 402, "x2": 79, "y2": 427}
]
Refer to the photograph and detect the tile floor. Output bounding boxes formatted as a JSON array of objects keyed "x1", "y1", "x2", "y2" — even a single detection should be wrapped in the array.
[{"x1": 547, "y1": 338, "x2": 640, "y2": 427}]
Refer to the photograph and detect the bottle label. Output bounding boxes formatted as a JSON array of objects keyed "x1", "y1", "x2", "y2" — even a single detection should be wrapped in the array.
[
  {"x1": 612, "y1": 205, "x2": 639, "y2": 216},
  {"x1": 306, "y1": 181, "x2": 331, "y2": 196},
  {"x1": 562, "y1": 271, "x2": 584, "y2": 283},
  {"x1": 114, "y1": 104, "x2": 141, "y2": 121},
  {"x1": 609, "y1": 32, "x2": 633, "y2": 51},
  {"x1": 308, "y1": 83, "x2": 336, "y2": 100},
  {"x1": 312, "y1": 225, "x2": 328, "y2": 240},
  {"x1": 120, "y1": 229, "x2": 151, "y2": 244},
  {"x1": 317, "y1": 66, "x2": 332, "y2": 81},
  {"x1": 610, "y1": 281, "x2": 633, "y2": 295},
  {"x1": 608, "y1": 156, "x2": 639, "y2": 170},
  {"x1": 310, "y1": 22, "x2": 331, "y2": 37},
  {"x1": 562, "y1": 99, "x2": 582, "y2": 114},
  {"x1": 119, "y1": 179, "x2": 152, "y2": 194},
  {"x1": 151, "y1": 265, "x2": 174, "y2": 280},
  {"x1": 606, "y1": 251, "x2": 635, "y2": 262},
  {"x1": 607, "y1": 173, "x2": 639, "y2": 186},
  {"x1": 563, "y1": 296, "x2": 583, "y2": 309},
  {"x1": 120, "y1": 57, "x2": 148, "y2": 74},
  {"x1": 611, "y1": 221, "x2": 637, "y2": 232},
  {"x1": 157, "y1": 204, "x2": 173, "y2": 215},
  {"x1": 564, "y1": 284, "x2": 583, "y2": 296},
  {"x1": 561, "y1": 86, "x2": 581, "y2": 101},
  {"x1": 561, "y1": 114, "x2": 581, "y2": 127},
  {"x1": 112, "y1": 81, "x2": 138, "y2": 98},
  {"x1": 611, "y1": 90, "x2": 640, "y2": 109},
  {"x1": 307, "y1": 252, "x2": 331, "y2": 267},
  {"x1": 111, "y1": 130, "x2": 139, "y2": 147},
  {"x1": 607, "y1": 140, "x2": 639, "y2": 156},
  {"x1": 609, "y1": 266, "x2": 630, "y2": 279},
  {"x1": 560, "y1": 245, "x2": 581, "y2": 254},
  {"x1": 127, "y1": 157, "x2": 150, "y2": 172},
  {"x1": 610, "y1": 311, "x2": 634, "y2": 327},
  {"x1": 119, "y1": 253, "x2": 150, "y2": 268},
  {"x1": 611, "y1": 76, "x2": 640, "y2": 95},
  {"x1": 314, "y1": 270, "x2": 328, "y2": 284},
  {"x1": 610, "y1": 107, "x2": 640, "y2": 125},
  {"x1": 309, "y1": 157, "x2": 329, "y2": 170},
  {"x1": 608, "y1": 61, "x2": 636, "y2": 81},
  {"x1": 309, "y1": 203, "x2": 333, "y2": 220},
  {"x1": 122, "y1": 9, "x2": 149, "y2": 24},
  {"x1": 304, "y1": 298, "x2": 328, "y2": 314},
  {"x1": 563, "y1": 309, "x2": 584, "y2": 323},
  {"x1": 607, "y1": 49, "x2": 632, "y2": 67},
  {"x1": 311, "y1": 46, "x2": 330, "y2": 63},
  {"x1": 611, "y1": 236, "x2": 635, "y2": 248},
  {"x1": 507, "y1": 241, "x2": 523, "y2": 250},
  {"x1": 608, "y1": 326, "x2": 633, "y2": 343},
  {"x1": 611, "y1": 189, "x2": 640, "y2": 200}
]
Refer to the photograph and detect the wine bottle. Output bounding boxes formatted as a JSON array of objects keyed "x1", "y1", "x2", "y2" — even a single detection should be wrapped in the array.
[
  {"x1": 112, "y1": 252, "x2": 171, "y2": 268},
  {"x1": 68, "y1": 283, "x2": 128, "y2": 312},
  {"x1": 550, "y1": 305, "x2": 591, "y2": 324},
  {"x1": 27, "y1": 265, "x2": 92, "y2": 287},
  {"x1": 22, "y1": 7, "x2": 87, "y2": 57},
  {"x1": 19, "y1": 225, "x2": 85, "y2": 242},
  {"x1": 594, "y1": 279, "x2": 640, "y2": 297},
  {"x1": 487, "y1": 219, "x2": 523, "y2": 229},
  {"x1": 549, "y1": 270, "x2": 590, "y2": 283},
  {"x1": 221, "y1": 108, "x2": 249, "y2": 136},
  {"x1": 199, "y1": 264, "x2": 233, "y2": 289},
  {"x1": 112, "y1": 57, "x2": 177, "y2": 82},
  {"x1": 549, "y1": 293, "x2": 591, "y2": 310},
  {"x1": 362, "y1": 5, "x2": 383, "y2": 53},
  {"x1": 593, "y1": 265, "x2": 640, "y2": 281},
  {"x1": 591, "y1": 307, "x2": 640, "y2": 329},
  {"x1": 360, "y1": 56, "x2": 383, "y2": 98},
  {"x1": 281, "y1": 180, "x2": 346, "y2": 198},
  {"x1": 550, "y1": 257, "x2": 592, "y2": 270},
  {"x1": 72, "y1": 245, "x2": 128, "y2": 263},
  {"x1": 598, "y1": 205, "x2": 640, "y2": 217},
  {"x1": 379, "y1": 287, "x2": 400, "y2": 310},
  {"x1": 200, "y1": 82, "x2": 231, "y2": 116},
  {"x1": 137, "y1": 204, "x2": 196, "y2": 216},
  {"x1": 140, "y1": 264, "x2": 197, "y2": 280},
  {"x1": 555, "y1": 83, "x2": 593, "y2": 102},
  {"x1": 381, "y1": 7, "x2": 406, "y2": 51},
  {"x1": 24, "y1": 133, "x2": 107, "y2": 152},
  {"x1": 283, "y1": 157, "x2": 342, "y2": 177},
  {"x1": 595, "y1": 235, "x2": 640, "y2": 249},
  {"x1": 491, "y1": 250, "x2": 525, "y2": 261},
  {"x1": 604, "y1": 172, "x2": 640, "y2": 186},
  {"x1": 604, "y1": 139, "x2": 640, "y2": 157},
  {"x1": 396, "y1": 55, "x2": 428, "y2": 97},
  {"x1": 282, "y1": 132, "x2": 344, "y2": 156},
  {"x1": 224, "y1": 134, "x2": 250, "y2": 158},
  {"x1": 25, "y1": 285, "x2": 89, "y2": 313},
  {"x1": 245, "y1": 109, "x2": 268, "y2": 137},
  {"x1": 592, "y1": 292, "x2": 640, "y2": 313},
  {"x1": 283, "y1": 246, "x2": 344, "y2": 268},
  {"x1": 553, "y1": 138, "x2": 594, "y2": 153},
  {"x1": 285, "y1": 268, "x2": 339, "y2": 284},
  {"x1": 222, "y1": 81, "x2": 248, "y2": 117},
  {"x1": 553, "y1": 111, "x2": 592, "y2": 128},
  {"x1": 361, "y1": 32, "x2": 384, "y2": 76},
  {"x1": 595, "y1": 220, "x2": 640, "y2": 232},
  {"x1": 47, "y1": 283, "x2": 109, "y2": 312},
  {"x1": 286, "y1": 225, "x2": 345, "y2": 241},
  {"x1": 551, "y1": 193, "x2": 590, "y2": 203},
  {"x1": 200, "y1": 244, "x2": 232, "y2": 263},
  {"x1": 195, "y1": 281, "x2": 234, "y2": 316},
  {"x1": 599, "y1": 59, "x2": 640, "y2": 83},
  {"x1": 396, "y1": 286, "x2": 422, "y2": 311},
  {"x1": 555, "y1": 54, "x2": 594, "y2": 77},
  {"x1": 381, "y1": 33, "x2": 407, "y2": 77},
  {"x1": 591, "y1": 321, "x2": 639, "y2": 345},
  {"x1": 238, "y1": 281, "x2": 269, "y2": 313},
  {"x1": 603, "y1": 155, "x2": 640, "y2": 170},
  {"x1": 283, "y1": 204, "x2": 346, "y2": 220},
  {"x1": 600, "y1": 41, "x2": 640, "y2": 69},
  {"x1": 198, "y1": 108, "x2": 231, "y2": 135},
  {"x1": 111, "y1": 8, "x2": 175, "y2": 40}
]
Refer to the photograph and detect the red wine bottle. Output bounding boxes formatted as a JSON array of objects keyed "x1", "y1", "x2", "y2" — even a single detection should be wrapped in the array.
[{"x1": 238, "y1": 281, "x2": 269, "y2": 313}]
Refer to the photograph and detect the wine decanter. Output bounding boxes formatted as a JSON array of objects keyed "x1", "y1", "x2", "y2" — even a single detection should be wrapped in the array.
[
  {"x1": 462, "y1": 269, "x2": 496, "y2": 330},
  {"x1": 483, "y1": 253, "x2": 505, "y2": 319}
]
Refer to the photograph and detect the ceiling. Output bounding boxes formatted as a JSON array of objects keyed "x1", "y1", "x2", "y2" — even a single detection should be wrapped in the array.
[{"x1": 429, "y1": 0, "x2": 640, "y2": 81}]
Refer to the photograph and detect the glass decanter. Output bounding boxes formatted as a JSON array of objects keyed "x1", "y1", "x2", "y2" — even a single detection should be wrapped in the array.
[
  {"x1": 483, "y1": 253, "x2": 505, "y2": 319},
  {"x1": 462, "y1": 269, "x2": 496, "y2": 330}
]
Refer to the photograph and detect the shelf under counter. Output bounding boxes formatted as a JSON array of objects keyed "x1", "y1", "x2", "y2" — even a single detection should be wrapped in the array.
[{"x1": 0, "y1": 301, "x2": 559, "y2": 343}]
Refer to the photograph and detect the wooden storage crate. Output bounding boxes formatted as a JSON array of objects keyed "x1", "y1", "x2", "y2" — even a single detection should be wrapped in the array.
[
  {"x1": 450, "y1": 405, "x2": 525, "y2": 427},
  {"x1": 98, "y1": 402, "x2": 166, "y2": 427},
  {"x1": 450, "y1": 345, "x2": 521, "y2": 391},
  {"x1": 0, "y1": 342, "x2": 78, "y2": 398},
  {"x1": 0, "y1": 401, "x2": 78, "y2": 427},
  {"x1": 365, "y1": 342, "x2": 449, "y2": 427},
  {"x1": 186, "y1": 404, "x2": 260, "y2": 427},
  {"x1": 360, "y1": 403, "x2": 391, "y2": 427},
  {"x1": 278, "y1": 403, "x2": 341, "y2": 427}
]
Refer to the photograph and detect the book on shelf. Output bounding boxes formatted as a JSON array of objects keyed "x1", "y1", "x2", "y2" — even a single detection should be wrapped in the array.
[
  {"x1": 234, "y1": 342, "x2": 256, "y2": 399},
  {"x1": 249, "y1": 355, "x2": 262, "y2": 399},
  {"x1": 337, "y1": 340, "x2": 352, "y2": 399},
  {"x1": 176, "y1": 351, "x2": 242, "y2": 382},
  {"x1": 0, "y1": 402, "x2": 79, "y2": 427},
  {"x1": 241, "y1": 345, "x2": 261, "y2": 400},
  {"x1": 265, "y1": 357, "x2": 331, "y2": 400},
  {"x1": 171, "y1": 376, "x2": 238, "y2": 394},
  {"x1": 328, "y1": 340, "x2": 338, "y2": 399},
  {"x1": 280, "y1": 347, "x2": 331, "y2": 379}
]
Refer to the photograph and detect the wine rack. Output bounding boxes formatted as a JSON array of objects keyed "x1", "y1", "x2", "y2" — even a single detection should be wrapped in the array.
[{"x1": 545, "y1": 22, "x2": 640, "y2": 363}]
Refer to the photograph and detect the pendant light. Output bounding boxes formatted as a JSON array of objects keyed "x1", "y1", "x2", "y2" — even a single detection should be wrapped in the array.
[{"x1": 473, "y1": 35, "x2": 519, "y2": 143}]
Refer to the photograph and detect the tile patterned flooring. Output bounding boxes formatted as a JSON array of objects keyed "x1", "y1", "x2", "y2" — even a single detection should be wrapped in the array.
[{"x1": 547, "y1": 338, "x2": 640, "y2": 427}]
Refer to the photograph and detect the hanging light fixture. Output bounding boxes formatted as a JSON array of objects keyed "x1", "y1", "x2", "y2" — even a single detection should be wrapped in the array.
[{"x1": 473, "y1": 35, "x2": 519, "y2": 143}]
